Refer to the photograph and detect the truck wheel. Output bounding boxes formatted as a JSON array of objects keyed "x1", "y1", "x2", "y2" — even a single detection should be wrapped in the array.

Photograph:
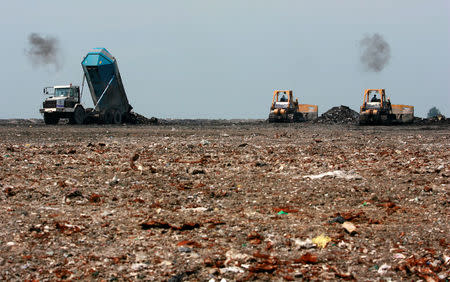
[
  {"x1": 103, "y1": 110, "x2": 114, "y2": 124},
  {"x1": 44, "y1": 113, "x2": 59, "y2": 125},
  {"x1": 112, "y1": 110, "x2": 122, "y2": 124},
  {"x1": 69, "y1": 106, "x2": 85, "y2": 125}
]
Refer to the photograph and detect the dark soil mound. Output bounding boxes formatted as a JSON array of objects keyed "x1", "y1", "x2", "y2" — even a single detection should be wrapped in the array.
[
  {"x1": 414, "y1": 115, "x2": 450, "y2": 125},
  {"x1": 315, "y1": 105, "x2": 359, "y2": 124},
  {"x1": 125, "y1": 112, "x2": 158, "y2": 125}
]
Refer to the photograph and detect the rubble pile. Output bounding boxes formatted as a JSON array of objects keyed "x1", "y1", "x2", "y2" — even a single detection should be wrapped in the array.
[
  {"x1": 126, "y1": 112, "x2": 158, "y2": 125},
  {"x1": 315, "y1": 105, "x2": 360, "y2": 124},
  {"x1": 0, "y1": 124, "x2": 449, "y2": 280},
  {"x1": 414, "y1": 114, "x2": 450, "y2": 125}
]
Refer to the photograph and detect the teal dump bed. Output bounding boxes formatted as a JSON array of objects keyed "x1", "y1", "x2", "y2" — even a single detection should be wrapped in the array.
[{"x1": 81, "y1": 48, "x2": 131, "y2": 114}]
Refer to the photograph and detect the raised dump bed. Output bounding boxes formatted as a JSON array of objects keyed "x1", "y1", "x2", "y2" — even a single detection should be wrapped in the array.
[{"x1": 81, "y1": 48, "x2": 132, "y2": 124}]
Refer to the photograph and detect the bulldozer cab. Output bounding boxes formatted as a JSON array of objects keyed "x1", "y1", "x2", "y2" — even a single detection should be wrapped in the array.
[
  {"x1": 363, "y1": 89, "x2": 387, "y2": 109},
  {"x1": 272, "y1": 90, "x2": 297, "y2": 109}
]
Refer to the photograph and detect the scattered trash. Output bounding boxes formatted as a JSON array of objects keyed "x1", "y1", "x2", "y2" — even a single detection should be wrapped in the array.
[
  {"x1": 1, "y1": 122, "x2": 447, "y2": 280},
  {"x1": 88, "y1": 193, "x2": 102, "y2": 203},
  {"x1": 224, "y1": 249, "x2": 251, "y2": 266},
  {"x1": 329, "y1": 215, "x2": 346, "y2": 224},
  {"x1": 312, "y1": 234, "x2": 332, "y2": 249},
  {"x1": 342, "y1": 221, "x2": 357, "y2": 235},
  {"x1": 377, "y1": 263, "x2": 391, "y2": 275},
  {"x1": 177, "y1": 240, "x2": 201, "y2": 248},
  {"x1": 393, "y1": 253, "x2": 406, "y2": 259},
  {"x1": 189, "y1": 168, "x2": 205, "y2": 175},
  {"x1": 109, "y1": 175, "x2": 119, "y2": 186},
  {"x1": 131, "y1": 263, "x2": 148, "y2": 271},
  {"x1": 219, "y1": 266, "x2": 244, "y2": 273},
  {"x1": 303, "y1": 170, "x2": 363, "y2": 180},
  {"x1": 177, "y1": 247, "x2": 192, "y2": 253},
  {"x1": 293, "y1": 238, "x2": 315, "y2": 249},
  {"x1": 66, "y1": 189, "x2": 83, "y2": 199},
  {"x1": 293, "y1": 252, "x2": 318, "y2": 264},
  {"x1": 140, "y1": 220, "x2": 201, "y2": 231}
]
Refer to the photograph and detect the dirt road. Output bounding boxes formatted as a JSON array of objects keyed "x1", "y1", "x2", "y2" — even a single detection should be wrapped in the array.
[{"x1": 0, "y1": 123, "x2": 448, "y2": 280}]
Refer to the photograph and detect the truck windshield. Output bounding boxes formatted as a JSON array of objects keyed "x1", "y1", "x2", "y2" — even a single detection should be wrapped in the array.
[{"x1": 54, "y1": 88, "x2": 73, "y2": 97}]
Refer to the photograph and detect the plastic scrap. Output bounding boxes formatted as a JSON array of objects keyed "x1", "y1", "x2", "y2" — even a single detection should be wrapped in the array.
[
  {"x1": 293, "y1": 238, "x2": 315, "y2": 249},
  {"x1": 311, "y1": 234, "x2": 332, "y2": 249},
  {"x1": 328, "y1": 215, "x2": 346, "y2": 224},
  {"x1": 377, "y1": 263, "x2": 391, "y2": 275},
  {"x1": 342, "y1": 221, "x2": 357, "y2": 235},
  {"x1": 303, "y1": 170, "x2": 363, "y2": 180}
]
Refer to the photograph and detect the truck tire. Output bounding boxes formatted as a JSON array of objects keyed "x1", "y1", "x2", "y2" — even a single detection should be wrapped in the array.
[
  {"x1": 44, "y1": 113, "x2": 59, "y2": 125},
  {"x1": 69, "y1": 106, "x2": 85, "y2": 125},
  {"x1": 102, "y1": 110, "x2": 114, "y2": 124},
  {"x1": 112, "y1": 110, "x2": 122, "y2": 124}
]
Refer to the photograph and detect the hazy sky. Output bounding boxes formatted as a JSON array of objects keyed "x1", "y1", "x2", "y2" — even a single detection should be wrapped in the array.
[{"x1": 0, "y1": 0, "x2": 448, "y2": 118}]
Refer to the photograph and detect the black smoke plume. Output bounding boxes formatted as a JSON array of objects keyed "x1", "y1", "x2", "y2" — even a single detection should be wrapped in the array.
[
  {"x1": 359, "y1": 33, "x2": 391, "y2": 72},
  {"x1": 26, "y1": 33, "x2": 61, "y2": 70}
]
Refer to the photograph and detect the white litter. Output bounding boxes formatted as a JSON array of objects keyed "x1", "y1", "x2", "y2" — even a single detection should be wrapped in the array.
[
  {"x1": 303, "y1": 170, "x2": 363, "y2": 180},
  {"x1": 377, "y1": 263, "x2": 391, "y2": 275},
  {"x1": 220, "y1": 266, "x2": 244, "y2": 273},
  {"x1": 293, "y1": 238, "x2": 316, "y2": 249}
]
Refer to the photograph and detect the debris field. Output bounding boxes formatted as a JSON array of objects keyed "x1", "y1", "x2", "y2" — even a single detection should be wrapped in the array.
[{"x1": 0, "y1": 123, "x2": 449, "y2": 280}]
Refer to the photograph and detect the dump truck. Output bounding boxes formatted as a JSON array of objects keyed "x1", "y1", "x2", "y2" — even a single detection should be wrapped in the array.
[
  {"x1": 268, "y1": 90, "x2": 318, "y2": 122},
  {"x1": 359, "y1": 89, "x2": 414, "y2": 125},
  {"x1": 40, "y1": 48, "x2": 132, "y2": 124}
]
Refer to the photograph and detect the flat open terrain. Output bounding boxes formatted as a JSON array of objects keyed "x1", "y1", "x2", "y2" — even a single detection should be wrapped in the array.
[{"x1": 0, "y1": 123, "x2": 448, "y2": 280}]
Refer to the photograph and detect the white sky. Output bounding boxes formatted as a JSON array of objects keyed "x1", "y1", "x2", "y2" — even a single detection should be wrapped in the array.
[{"x1": 0, "y1": 0, "x2": 448, "y2": 118}]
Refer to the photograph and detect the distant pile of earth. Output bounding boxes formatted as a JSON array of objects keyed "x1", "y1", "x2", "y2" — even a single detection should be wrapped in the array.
[{"x1": 314, "y1": 105, "x2": 360, "y2": 124}]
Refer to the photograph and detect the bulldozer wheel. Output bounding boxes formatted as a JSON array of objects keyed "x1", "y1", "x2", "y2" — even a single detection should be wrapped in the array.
[
  {"x1": 287, "y1": 114, "x2": 294, "y2": 123},
  {"x1": 268, "y1": 113, "x2": 276, "y2": 123},
  {"x1": 44, "y1": 113, "x2": 59, "y2": 125},
  {"x1": 294, "y1": 112, "x2": 304, "y2": 122}
]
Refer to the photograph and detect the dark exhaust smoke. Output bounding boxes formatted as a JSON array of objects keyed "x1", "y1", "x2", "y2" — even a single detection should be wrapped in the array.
[
  {"x1": 359, "y1": 33, "x2": 390, "y2": 72},
  {"x1": 26, "y1": 33, "x2": 61, "y2": 70}
]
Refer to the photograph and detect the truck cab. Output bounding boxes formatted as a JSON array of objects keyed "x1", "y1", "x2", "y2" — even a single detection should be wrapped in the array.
[{"x1": 40, "y1": 84, "x2": 85, "y2": 124}]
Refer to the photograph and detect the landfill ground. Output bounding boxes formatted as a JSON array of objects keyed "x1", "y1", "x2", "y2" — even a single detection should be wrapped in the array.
[{"x1": 0, "y1": 122, "x2": 449, "y2": 281}]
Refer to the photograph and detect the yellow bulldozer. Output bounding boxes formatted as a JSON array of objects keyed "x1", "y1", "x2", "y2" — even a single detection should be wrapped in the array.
[
  {"x1": 359, "y1": 89, "x2": 414, "y2": 125},
  {"x1": 268, "y1": 90, "x2": 318, "y2": 123}
]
